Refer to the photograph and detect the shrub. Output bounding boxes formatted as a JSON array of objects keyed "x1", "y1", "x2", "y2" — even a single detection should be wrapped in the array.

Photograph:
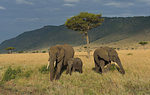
[
  {"x1": 109, "y1": 64, "x2": 117, "y2": 71},
  {"x1": 42, "y1": 51, "x2": 46, "y2": 53},
  {"x1": 117, "y1": 48, "x2": 120, "y2": 50},
  {"x1": 2, "y1": 67, "x2": 33, "y2": 81},
  {"x1": 2, "y1": 67, "x2": 22, "y2": 81},
  {"x1": 23, "y1": 70, "x2": 33, "y2": 78},
  {"x1": 39, "y1": 65, "x2": 49, "y2": 74},
  {"x1": 84, "y1": 46, "x2": 87, "y2": 49},
  {"x1": 127, "y1": 53, "x2": 133, "y2": 55},
  {"x1": 18, "y1": 51, "x2": 24, "y2": 53}
]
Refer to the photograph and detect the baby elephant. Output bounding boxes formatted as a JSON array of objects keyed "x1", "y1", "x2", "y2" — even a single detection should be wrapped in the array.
[{"x1": 66, "y1": 57, "x2": 83, "y2": 75}]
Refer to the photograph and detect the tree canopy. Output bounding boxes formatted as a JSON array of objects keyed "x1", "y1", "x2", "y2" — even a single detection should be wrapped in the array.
[
  {"x1": 139, "y1": 41, "x2": 148, "y2": 46},
  {"x1": 5, "y1": 47, "x2": 15, "y2": 54},
  {"x1": 65, "y1": 12, "x2": 104, "y2": 32}
]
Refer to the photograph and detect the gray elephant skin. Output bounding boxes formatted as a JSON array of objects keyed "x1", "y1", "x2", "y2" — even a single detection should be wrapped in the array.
[
  {"x1": 93, "y1": 47, "x2": 125, "y2": 74},
  {"x1": 66, "y1": 57, "x2": 83, "y2": 75},
  {"x1": 48, "y1": 44, "x2": 74, "y2": 81}
]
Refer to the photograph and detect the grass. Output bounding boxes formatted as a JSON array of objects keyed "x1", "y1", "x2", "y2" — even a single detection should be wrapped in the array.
[{"x1": 0, "y1": 50, "x2": 150, "y2": 95}]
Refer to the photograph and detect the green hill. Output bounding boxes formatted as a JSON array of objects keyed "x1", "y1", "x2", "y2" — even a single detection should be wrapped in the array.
[{"x1": 0, "y1": 16, "x2": 150, "y2": 52}]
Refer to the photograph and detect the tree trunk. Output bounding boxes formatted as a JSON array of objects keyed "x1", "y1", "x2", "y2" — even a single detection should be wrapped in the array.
[
  {"x1": 85, "y1": 31, "x2": 90, "y2": 58},
  {"x1": 8, "y1": 50, "x2": 12, "y2": 54}
]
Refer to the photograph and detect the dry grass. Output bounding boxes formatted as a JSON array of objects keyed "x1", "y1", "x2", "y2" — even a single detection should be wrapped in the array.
[{"x1": 0, "y1": 49, "x2": 150, "y2": 95}]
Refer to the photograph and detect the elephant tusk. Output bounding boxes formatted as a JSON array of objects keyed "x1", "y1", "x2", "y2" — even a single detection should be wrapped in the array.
[
  {"x1": 47, "y1": 61, "x2": 50, "y2": 69},
  {"x1": 54, "y1": 61, "x2": 56, "y2": 67},
  {"x1": 47, "y1": 61, "x2": 56, "y2": 69},
  {"x1": 111, "y1": 61, "x2": 120, "y2": 68},
  {"x1": 104, "y1": 65, "x2": 108, "y2": 68}
]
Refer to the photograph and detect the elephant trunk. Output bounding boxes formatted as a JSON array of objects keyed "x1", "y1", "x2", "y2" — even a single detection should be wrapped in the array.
[
  {"x1": 114, "y1": 57, "x2": 125, "y2": 74},
  {"x1": 49, "y1": 59, "x2": 55, "y2": 81}
]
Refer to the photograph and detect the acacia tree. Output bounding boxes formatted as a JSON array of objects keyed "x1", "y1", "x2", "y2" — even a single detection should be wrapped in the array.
[
  {"x1": 5, "y1": 47, "x2": 15, "y2": 54},
  {"x1": 65, "y1": 12, "x2": 104, "y2": 58},
  {"x1": 139, "y1": 41, "x2": 148, "y2": 49}
]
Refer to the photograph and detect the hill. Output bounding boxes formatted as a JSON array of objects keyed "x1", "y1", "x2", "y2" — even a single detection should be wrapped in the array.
[{"x1": 0, "y1": 16, "x2": 150, "y2": 52}]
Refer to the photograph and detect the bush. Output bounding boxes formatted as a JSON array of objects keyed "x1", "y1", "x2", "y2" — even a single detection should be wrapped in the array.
[
  {"x1": 42, "y1": 51, "x2": 46, "y2": 53},
  {"x1": 18, "y1": 51, "x2": 24, "y2": 53},
  {"x1": 39, "y1": 65, "x2": 49, "y2": 74},
  {"x1": 109, "y1": 64, "x2": 117, "y2": 71},
  {"x1": 2, "y1": 67, "x2": 22, "y2": 81},
  {"x1": 84, "y1": 46, "x2": 87, "y2": 48},
  {"x1": 117, "y1": 48, "x2": 120, "y2": 50},
  {"x1": 127, "y1": 53, "x2": 133, "y2": 55},
  {"x1": 23, "y1": 70, "x2": 33, "y2": 78},
  {"x1": 2, "y1": 67, "x2": 33, "y2": 81}
]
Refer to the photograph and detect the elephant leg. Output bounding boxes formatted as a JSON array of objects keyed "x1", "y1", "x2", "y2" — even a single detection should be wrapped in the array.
[
  {"x1": 69, "y1": 65, "x2": 72, "y2": 75},
  {"x1": 55, "y1": 60, "x2": 63, "y2": 80},
  {"x1": 72, "y1": 67, "x2": 75, "y2": 72},
  {"x1": 80, "y1": 67, "x2": 83, "y2": 73},
  {"x1": 69, "y1": 67, "x2": 72, "y2": 75},
  {"x1": 66, "y1": 66, "x2": 69, "y2": 74},
  {"x1": 99, "y1": 60, "x2": 105, "y2": 73},
  {"x1": 94, "y1": 59, "x2": 100, "y2": 73}
]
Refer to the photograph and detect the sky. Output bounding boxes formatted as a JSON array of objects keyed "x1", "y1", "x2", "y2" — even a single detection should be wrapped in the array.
[{"x1": 0, "y1": 0, "x2": 150, "y2": 43}]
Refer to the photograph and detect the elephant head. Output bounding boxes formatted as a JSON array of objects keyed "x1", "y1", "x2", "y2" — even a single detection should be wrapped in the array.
[
  {"x1": 48, "y1": 46, "x2": 65, "y2": 81},
  {"x1": 67, "y1": 58, "x2": 74, "y2": 75},
  {"x1": 108, "y1": 48, "x2": 125, "y2": 74}
]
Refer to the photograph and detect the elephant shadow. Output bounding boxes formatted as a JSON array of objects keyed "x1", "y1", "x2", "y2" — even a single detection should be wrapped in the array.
[
  {"x1": 60, "y1": 65, "x2": 68, "y2": 75},
  {"x1": 92, "y1": 67, "x2": 102, "y2": 74}
]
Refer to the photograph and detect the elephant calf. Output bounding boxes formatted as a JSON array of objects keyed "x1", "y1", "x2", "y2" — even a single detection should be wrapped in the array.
[{"x1": 66, "y1": 57, "x2": 83, "y2": 75}]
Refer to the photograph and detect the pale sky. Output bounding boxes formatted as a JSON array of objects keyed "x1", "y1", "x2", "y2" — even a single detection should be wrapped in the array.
[{"x1": 0, "y1": 0, "x2": 150, "y2": 43}]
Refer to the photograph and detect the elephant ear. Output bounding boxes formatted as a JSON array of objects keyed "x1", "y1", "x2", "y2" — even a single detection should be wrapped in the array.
[
  {"x1": 57, "y1": 47, "x2": 65, "y2": 62},
  {"x1": 98, "y1": 48, "x2": 110, "y2": 61}
]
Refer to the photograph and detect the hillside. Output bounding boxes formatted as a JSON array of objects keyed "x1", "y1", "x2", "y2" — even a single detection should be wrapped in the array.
[{"x1": 0, "y1": 16, "x2": 150, "y2": 52}]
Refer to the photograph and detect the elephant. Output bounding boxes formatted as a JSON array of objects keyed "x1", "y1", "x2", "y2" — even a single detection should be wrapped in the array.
[
  {"x1": 93, "y1": 47, "x2": 125, "y2": 74},
  {"x1": 66, "y1": 57, "x2": 83, "y2": 75},
  {"x1": 47, "y1": 44, "x2": 74, "y2": 81}
]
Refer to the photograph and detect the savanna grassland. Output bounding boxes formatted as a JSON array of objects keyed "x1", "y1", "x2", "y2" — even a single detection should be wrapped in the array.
[{"x1": 0, "y1": 49, "x2": 150, "y2": 95}]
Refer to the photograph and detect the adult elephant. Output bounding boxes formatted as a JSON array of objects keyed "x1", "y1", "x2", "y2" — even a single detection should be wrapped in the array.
[
  {"x1": 93, "y1": 47, "x2": 125, "y2": 74},
  {"x1": 47, "y1": 44, "x2": 74, "y2": 81}
]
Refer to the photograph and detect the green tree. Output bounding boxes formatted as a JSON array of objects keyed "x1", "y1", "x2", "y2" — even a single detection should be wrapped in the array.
[
  {"x1": 65, "y1": 12, "x2": 104, "y2": 58},
  {"x1": 5, "y1": 47, "x2": 15, "y2": 54},
  {"x1": 139, "y1": 41, "x2": 148, "y2": 49}
]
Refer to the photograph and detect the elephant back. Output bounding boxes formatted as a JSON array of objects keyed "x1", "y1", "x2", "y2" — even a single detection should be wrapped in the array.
[
  {"x1": 62, "y1": 44, "x2": 75, "y2": 65},
  {"x1": 107, "y1": 47, "x2": 118, "y2": 59},
  {"x1": 94, "y1": 47, "x2": 110, "y2": 62}
]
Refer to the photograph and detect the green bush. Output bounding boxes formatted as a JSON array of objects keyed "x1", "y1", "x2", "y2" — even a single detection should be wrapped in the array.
[
  {"x1": 42, "y1": 51, "x2": 46, "y2": 53},
  {"x1": 2, "y1": 67, "x2": 22, "y2": 81},
  {"x1": 23, "y1": 70, "x2": 33, "y2": 78},
  {"x1": 127, "y1": 53, "x2": 133, "y2": 55},
  {"x1": 109, "y1": 64, "x2": 117, "y2": 71},
  {"x1": 2, "y1": 67, "x2": 33, "y2": 81},
  {"x1": 84, "y1": 46, "x2": 87, "y2": 48},
  {"x1": 18, "y1": 51, "x2": 24, "y2": 53},
  {"x1": 39, "y1": 65, "x2": 49, "y2": 74}
]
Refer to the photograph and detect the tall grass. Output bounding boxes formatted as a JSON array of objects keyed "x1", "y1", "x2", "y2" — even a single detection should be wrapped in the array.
[{"x1": 0, "y1": 50, "x2": 150, "y2": 95}]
